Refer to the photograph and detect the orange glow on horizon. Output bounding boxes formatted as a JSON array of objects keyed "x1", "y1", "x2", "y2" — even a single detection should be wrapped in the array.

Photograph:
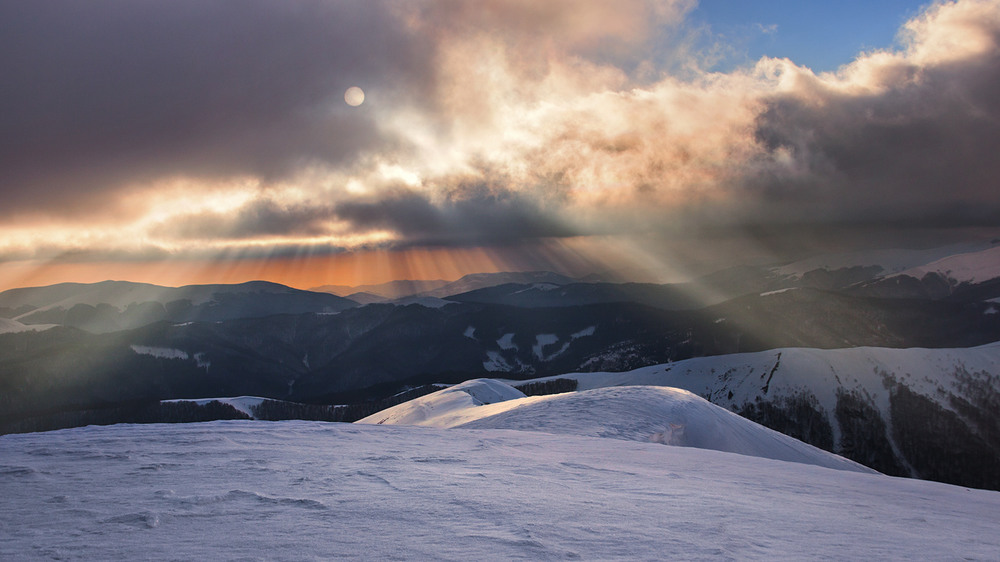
[{"x1": 0, "y1": 240, "x2": 634, "y2": 292}]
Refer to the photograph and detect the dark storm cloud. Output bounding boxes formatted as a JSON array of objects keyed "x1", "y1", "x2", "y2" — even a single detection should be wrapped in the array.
[
  {"x1": 747, "y1": 26, "x2": 1000, "y2": 228},
  {"x1": 153, "y1": 179, "x2": 573, "y2": 248},
  {"x1": 0, "y1": 0, "x2": 431, "y2": 217},
  {"x1": 5, "y1": 0, "x2": 1000, "y2": 266},
  {"x1": 156, "y1": 199, "x2": 339, "y2": 240},
  {"x1": 333, "y1": 184, "x2": 575, "y2": 247}
]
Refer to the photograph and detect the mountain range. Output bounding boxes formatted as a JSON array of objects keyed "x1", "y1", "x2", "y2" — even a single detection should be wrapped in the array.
[
  {"x1": 2, "y1": 240, "x2": 999, "y2": 490},
  {"x1": 311, "y1": 271, "x2": 584, "y2": 303},
  {"x1": 0, "y1": 280, "x2": 356, "y2": 334}
]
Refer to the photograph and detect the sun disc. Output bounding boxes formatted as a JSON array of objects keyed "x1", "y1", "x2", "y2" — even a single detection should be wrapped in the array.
[{"x1": 344, "y1": 86, "x2": 365, "y2": 107}]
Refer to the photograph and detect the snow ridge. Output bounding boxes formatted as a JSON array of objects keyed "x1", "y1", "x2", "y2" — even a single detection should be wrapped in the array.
[{"x1": 359, "y1": 380, "x2": 869, "y2": 473}]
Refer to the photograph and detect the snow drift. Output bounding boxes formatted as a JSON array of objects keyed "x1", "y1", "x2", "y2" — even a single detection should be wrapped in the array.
[{"x1": 358, "y1": 379, "x2": 870, "y2": 473}]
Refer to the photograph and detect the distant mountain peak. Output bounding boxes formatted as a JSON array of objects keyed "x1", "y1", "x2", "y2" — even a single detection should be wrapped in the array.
[{"x1": 0, "y1": 279, "x2": 356, "y2": 333}]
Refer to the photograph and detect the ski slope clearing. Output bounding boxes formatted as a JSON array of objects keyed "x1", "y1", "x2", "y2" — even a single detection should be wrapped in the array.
[
  {"x1": 358, "y1": 380, "x2": 869, "y2": 473},
  {"x1": 2, "y1": 421, "x2": 997, "y2": 560}
]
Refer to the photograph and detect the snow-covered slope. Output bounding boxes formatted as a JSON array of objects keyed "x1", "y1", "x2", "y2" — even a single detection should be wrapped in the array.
[
  {"x1": 2, "y1": 421, "x2": 998, "y2": 560},
  {"x1": 161, "y1": 396, "x2": 267, "y2": 418},
  {"x1": 774, "y1": 240, "x2": 997, "y2": 279},
  {"x1": 893, "y1": 244, "x2": 1000, "y2": 285},
  {"x1": 520, "y1": 342, "x2": 1000, "y2": 429},
  {"x1": 359, "y1": 379, "x2": 526, "y2": 426},
  {"x1": 510, "y1": 342, "x2": 1000, "y2": 486},
  {"x1": 0, "y1": 318, "x2": 55, "y2": 334},
  {"x1": 358, "y1": 380, "x2": 870, "y2": 473}
]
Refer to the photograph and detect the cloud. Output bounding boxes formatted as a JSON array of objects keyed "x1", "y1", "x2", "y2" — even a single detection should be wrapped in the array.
[
  {"x1": 155, "y1": 199, "x2": 340, "y2": 241},
  {"x1": 2, "y1": 0, "x2": 1000, "y2": 268},
  {"x1": 747, "y1": 0, "x2": 1000, "y2": 228},
  {"x1": 383, "y1": 0, "x2": 1000, "y2": 238},
  {"x1": 0, "y1": 0, "x2": 431, "y2": 218},
  {"x1": 333, "y1": 182, "x2": 575, "y2": 247}
]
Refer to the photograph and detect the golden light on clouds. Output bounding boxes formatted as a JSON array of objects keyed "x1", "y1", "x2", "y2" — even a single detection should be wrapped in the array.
[
  {"x1": 2, "y1": 0, "x2": 999, "y2": 291},
  {"x1": 0, "y1": 241, "x2": 627, "y2": 292}
]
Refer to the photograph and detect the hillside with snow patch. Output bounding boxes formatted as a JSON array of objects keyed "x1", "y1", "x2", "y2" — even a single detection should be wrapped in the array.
[
  {"x1": 0, "y1": 318, "x2": 55, "y2": 334},
  {"x1": 773, "y1": 240, "x2": 997, "y2": 279},
  {"x1": 892, "y1": 244, "x2": 1000, "y2": 285},
  {"x1": 161, "y1": 396, "x2": 267, "y2": 418}
]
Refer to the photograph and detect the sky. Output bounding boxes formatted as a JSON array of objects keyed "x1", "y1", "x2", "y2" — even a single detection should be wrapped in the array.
[
  {"x1": 690, "y1": 0, "x2": 930, "y2": 71},
  {"x1": 1, "y1": 0, "x2": 999, "y2": 290}
]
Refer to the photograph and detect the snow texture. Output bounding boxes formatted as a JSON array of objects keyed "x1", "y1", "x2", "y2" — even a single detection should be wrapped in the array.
[
  {"x1": 2, "y1": 421, "x2": 999, "y2": 560},
  {"x1": 516, "y1": 342, "x2": 1000, "y2": 450},
  {"x1": 893, "y1": 244, "x2": 1000, "y2": 285},
  {"x1": 359, "y1": 380, "x2": 869, "y2": 473},
  {"x1": 759, "y1": 288, "x2": 797, "y2": 297},
  {"x1": 773, "y1": 240, "x2": 996, "y2": 279},
  {"x1": 0, "y1": 318, "x2": 55, "y2": 334},
  {"x1": 161, "y1": 396, "x2": 267, "y2": 418},
  {"x1": 482, "y1": 351, "x2": 512, "y2": 372},
  {"x1": 194, "y1": 353, "x2": 210, "y2": 369},
  {"x1": 496, "y1": 332, "x2": 518, "y2": 350},
  {"x1": 360, "y1": 379, "x2": 526, "y2": 426},
  {"x1": 532, "y1": 333, "x2": 572, "y2": 362},
  {"x1": 130, "y1": 345, "x2": 189, "y2": 360},
  {"x1": 532, "y1": 334, "x2": 559, "y2": 360}
]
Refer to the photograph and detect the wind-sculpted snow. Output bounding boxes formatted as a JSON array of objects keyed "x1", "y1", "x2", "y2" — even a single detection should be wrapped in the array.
[
  {"x1": 2, "y1": 421, "x2": 999, "y2": 560},
  {"x1": 360, "y1": 379, "x2": 527, "y2": 426},
  {"x1": 359, "y1": 380, "x2": 869, "y2": 473},
  {"x1": 456, "y1": 387, "x2": 873, "y2": 473}
]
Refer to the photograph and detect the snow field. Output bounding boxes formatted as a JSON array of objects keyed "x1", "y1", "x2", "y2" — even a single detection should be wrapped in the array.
[{"x1": 2, "y1": 421, "x2": 999, "y2": 560}]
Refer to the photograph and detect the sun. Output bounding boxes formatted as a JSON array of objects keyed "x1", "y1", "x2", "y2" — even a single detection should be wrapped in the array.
[{"x1": 344, "y1": 86, "x2": 365, "y2": 107}]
